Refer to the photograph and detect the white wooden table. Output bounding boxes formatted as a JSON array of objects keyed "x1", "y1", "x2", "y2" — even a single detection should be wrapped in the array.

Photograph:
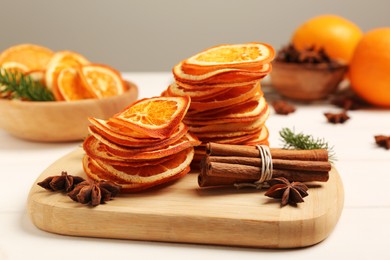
[{"x1": 1, "y1": 72, "x2": 389, "y2": 259}]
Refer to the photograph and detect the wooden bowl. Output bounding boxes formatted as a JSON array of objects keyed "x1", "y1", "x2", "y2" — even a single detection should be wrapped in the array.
[
  {"x1": 0, "y1": 81, "x2": 138, "y2": 142},
  {"x1": 270, "y1": 61, "x2": 348, "y2": 101}
]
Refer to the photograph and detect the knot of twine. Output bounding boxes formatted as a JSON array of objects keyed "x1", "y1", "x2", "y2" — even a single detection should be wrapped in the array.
[{"x1": 234, "y1": 145, "x2": 273, "y2": 189}]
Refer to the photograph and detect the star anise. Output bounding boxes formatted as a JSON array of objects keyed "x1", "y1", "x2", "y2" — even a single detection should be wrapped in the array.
[
  {"x1": 68, "y1": 180, "x2": 121, "y2": 206},
  {"x1": 374, "y1": 135, "x2": 390, "y2": 150},
  {"x1": 324, "y1": 111, "x2": 350, "y2": 124},
  {"x1": 331, "y1": 93, "x2": 367, "y2": 110},
  {"x1": 272, "y1": 100, "x2": 296, "y2": 115},
  {"x1": 265, "y1": 177, "x2": 308, "y2": 206},
  {"x1": 37, "y1": 171, "x2": 85, "y2": 192},
  {"x1": 276, "y1": 44, "x2": 332, "y2": 64}
]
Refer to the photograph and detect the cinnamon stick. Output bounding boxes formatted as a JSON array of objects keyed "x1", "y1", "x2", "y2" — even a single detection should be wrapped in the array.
[
  {"x1": 198, "y1": 143, "x2": 332, "y2": 188},
  {"x1": 207, "y1": 142, "x2": 329, "y2": 161}
]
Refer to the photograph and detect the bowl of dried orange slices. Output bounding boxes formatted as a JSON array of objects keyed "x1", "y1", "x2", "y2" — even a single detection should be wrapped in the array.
[{"x1": 0, "y1": 44, "x2": 138, "y2": 142}]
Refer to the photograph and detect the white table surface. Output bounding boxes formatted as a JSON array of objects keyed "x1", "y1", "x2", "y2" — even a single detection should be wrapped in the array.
[{"x1": 1, "y1": 72, "x2": 390, "y2": 260}]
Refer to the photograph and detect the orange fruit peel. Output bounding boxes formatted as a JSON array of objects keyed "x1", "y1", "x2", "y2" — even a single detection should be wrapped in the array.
[{"x1": 292, "y1": 15, "x2": 362, "y2": 63}]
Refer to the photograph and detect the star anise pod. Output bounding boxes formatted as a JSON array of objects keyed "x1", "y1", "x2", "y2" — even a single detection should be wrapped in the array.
[
  {"x1": 324, "y1": 111, "x2": 350, "y2": 124},
  {"x1": 265, "y1": 177, "x2": 308, "y2": 206},
  {"x1": 331, "y1": 93, "x2": 367, "y2": 110},
  {"x1": 37, "y1": 171, "x2": 85, "y2": 192},
  {"x1": 272, "y1": 100, "x2": 296, "y2": 115},
  {"x1": 68, "y1": 180, "x2": 121, "y2": 206},
  {"x1": 374, "y1": 135, "x2": 390, "y2": 150}
]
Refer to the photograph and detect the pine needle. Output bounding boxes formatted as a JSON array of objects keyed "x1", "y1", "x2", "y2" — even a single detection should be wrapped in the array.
[
  {"x1": 279, "y1": 127, "x2": 336, "y2": 162},
  {"x1": 0, "y1": 69, "x2": 54, "y2": 101}
]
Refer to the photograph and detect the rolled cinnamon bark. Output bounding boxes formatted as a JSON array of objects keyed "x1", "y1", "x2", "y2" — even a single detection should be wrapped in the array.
[
  {"x1": 207, "y1": 142, "x2": 329, "y2": 161},
  {"x1": 198, "y1": 143, "x2": 331, "y2": 188}
]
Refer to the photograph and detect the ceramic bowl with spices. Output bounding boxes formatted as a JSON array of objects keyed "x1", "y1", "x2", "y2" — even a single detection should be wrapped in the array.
[
  {"x1": 0, "y1": 81, "x2": 138, "y2": 142},
  {"x1": 270, "y1": 45, "x2": 348, "y2": 101}
]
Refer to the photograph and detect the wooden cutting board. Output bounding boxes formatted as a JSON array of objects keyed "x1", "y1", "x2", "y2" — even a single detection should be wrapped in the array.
[{"x1": 27, "y1": 148, "x2": 344, "y2": 248}]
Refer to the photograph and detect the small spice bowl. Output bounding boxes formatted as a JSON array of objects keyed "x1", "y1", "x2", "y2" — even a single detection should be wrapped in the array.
[
  {"x1": 270, "y1": 61, "x2": 347, "y2": 101},
  {"x1": 0, "y1": 81, "x2": 138, "y2": 142}
]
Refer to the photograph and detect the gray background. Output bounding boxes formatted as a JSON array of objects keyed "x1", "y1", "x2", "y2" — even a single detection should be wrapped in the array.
[{"x1": 1, "y1": 0, "x2": 389, "y2": 72}]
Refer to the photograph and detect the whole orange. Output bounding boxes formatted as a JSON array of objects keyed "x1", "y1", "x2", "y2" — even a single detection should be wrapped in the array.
[
  {"x1": 349, "y1": 28, "x2": 390, "y2": 107},
  {"x1": 292, "y1": 14, "x2": 362, "y2": 63}
]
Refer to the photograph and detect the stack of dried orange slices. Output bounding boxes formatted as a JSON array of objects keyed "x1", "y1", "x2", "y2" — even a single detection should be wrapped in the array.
[
  {"x1": 83, "y1": 96, "x2": 201, "y2": 192},
  {"x1": 163, "y1": 42, "x2": 275, "y2": 163}
]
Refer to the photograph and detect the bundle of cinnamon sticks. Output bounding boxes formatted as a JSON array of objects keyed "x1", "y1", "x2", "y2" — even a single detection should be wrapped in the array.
[{"x1": 198, "y1": 142, "x2": 331, "y2": 187}]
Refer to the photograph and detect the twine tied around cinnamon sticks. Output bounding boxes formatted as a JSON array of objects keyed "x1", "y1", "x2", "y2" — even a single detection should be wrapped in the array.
[{"x1": 198, "y1": 142, "x2": 332, "y2": 188}]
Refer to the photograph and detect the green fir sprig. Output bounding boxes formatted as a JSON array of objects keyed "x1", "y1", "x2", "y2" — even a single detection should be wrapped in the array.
[
  {"x1": 279, "y1": 127, "x2": 336, "y2": 162},
  {"x1": 0, "y1": 69, "x2": 54, "y2": 101}
]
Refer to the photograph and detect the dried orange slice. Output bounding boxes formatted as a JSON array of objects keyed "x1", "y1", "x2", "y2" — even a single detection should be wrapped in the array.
[
  {"x1": 25, "y1": 69, "x2": 45, "y2": 84},
  {"x1": 88, "y1": 122, "x2": 188, "y2": 151},
  {"x1": 188, "y1": 116, "x2": 267, "y2": 134},
  {"x1": 0, "y1": 61, "x2": 29, "y2": 74},
  {"x1": 110, "y1": 96, "x2": 191, "y2": 138},
  {"x1": 185, "y1": 96, "x2": 268, "y2": 125},
  {"x1": 182, "y1": 42, "x2": 275, "y2": 73},
  {"x1": 243, "y1": 126, "x2": 269, "y2": 146},
  {"x1": 83, "y1": 151, "x2": 192, "y2": 193},
  {"x1": 173, "y1": 62, "x2": 271, "y2": 85},
  {"x1": 201, "y1": 128, "x2": 267, "y2": 145},
  {"x1": 56, "y1": 68, "x2": 96, "y2": 101},
  {"x1": 175, "y1": 79, "x2": 258, "y2": 89},
  {"x1": 90, "y1": 133, "x2": 200, "y2": 160},
  {"x1": 166, "y1": 82, "x2": 231, "y2": 101},
  {"x1": 80, "y1": 64, "x2": 125, "y2": 98},
  {"x1": 45, "y1": 50, "x2": 90, "y2": 92},
  {"x1": 90, "y1": 147, "x2": 193, "y2": 183},
  {"x1": 0, "y1": 44, "x2": 54, "y2": 71},
  {"x1": 188, "y1": 82, "x2": 261, "y2": 111}
]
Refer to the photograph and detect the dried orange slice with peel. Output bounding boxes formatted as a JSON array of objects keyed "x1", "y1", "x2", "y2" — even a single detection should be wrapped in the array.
[
  {"x1": 83, "y1": 134, "x2": 199, "y2": 162},
  {"x1": 182, "y1": 42, "x2": 275, "y2": 73},
  {"x1": 0, "y1": 44, "x2": 54, "y2": 71},
  {"x1": 83, "y1": 155, "x2": 191, "y2": 193},
  {"x1": 175, "y1": 79, "x2": 259, "y2": 89},
  {"x1": 0, "y1": 61, "x2": 29, "y2": 74},
  {"x1": 173, "y1": 62, "x2": 271, "y2": 85},
  {"x1": 25, "y1": 69, "x2": 45, "y2": 85},
  {"x1": 185, "y1": 97, "x2": 268, "y2": 124},
  {"x1": 89, "y1": 123, "x2": 188, "y2": 151},
  {"x1": 167, "y1": 82, "x2": 231, "y2": 101},
  {"x1": 80, "y1": 64, "x2": 125, "y2": 98},
  {"x1": 89, "y1": 117, "x2": 165, "y2": 144},
  {"x1": 45, "y1": 50, "x2": 90, "y2": 91},
  {"x1": 189, "y1": 82, "x2": 261, "y2": 111},
  {"x1": 188, "y1": 116, "x2": 268, "y2": 134},
  {"x1": 98, "y1": 133, "x2": 200, "y2": 160},
  {"x1": 111, "y1": 96, "x2": 191, "y2": 139},
  {"x1": 56, "y1": 67, "x2": 96, "y2": 101},
  {"x1": 90, "y1": 147, "x2": 193, "y2": 183}
]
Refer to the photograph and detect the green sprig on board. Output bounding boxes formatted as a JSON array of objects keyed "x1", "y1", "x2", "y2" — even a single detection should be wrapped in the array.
[
  {"x1": 279, "y1": 127, "x2": 336, "y2": 162},
  {"x1": 0, "y1": 69, "x2": 54, "y2": 101}
]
